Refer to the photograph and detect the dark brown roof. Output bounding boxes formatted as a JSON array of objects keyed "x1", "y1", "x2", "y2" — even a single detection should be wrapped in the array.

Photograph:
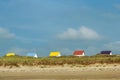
[{"x1": 100, "y1": 51, "x2": 112, "y2": 54}]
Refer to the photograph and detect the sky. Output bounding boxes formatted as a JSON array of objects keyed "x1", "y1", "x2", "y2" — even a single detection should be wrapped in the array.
[{"x1": 0, "y1": 0, "x2": 120, "y2": 56}]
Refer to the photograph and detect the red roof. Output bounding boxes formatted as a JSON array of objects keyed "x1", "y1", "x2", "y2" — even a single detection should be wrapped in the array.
[{"x1": 73, "y1": 50, "x2": 84, "y2": 55}]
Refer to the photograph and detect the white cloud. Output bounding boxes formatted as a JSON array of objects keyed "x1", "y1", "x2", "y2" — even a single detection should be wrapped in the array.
[
  {"x1": 57, "y1": 26, "x2": 101, "y2": 40},
  {"x1": 104, "y1": 41, "x2": 120, "y2": 52},
  {"x1": 114, "y1": 4, "x2": 120, "y2": 10},
  {"x1": 59, "y1": 48, "x2": 73, "y2": 55},
  {"x1": 0, "y1": 27, "x2": 15, "y2": 39},
  {"x1": 102, "y1": 13, "x2": 120, "y2": 19},
  {"x1": 86, "y1": 46, "x2": 100, "y2": 55},
  {"x1": 8, "y1": 47, "x2": 29, "y2": 56}
]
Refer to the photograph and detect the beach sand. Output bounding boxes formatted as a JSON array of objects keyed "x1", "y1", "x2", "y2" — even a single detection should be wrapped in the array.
[{"x1": 0, "y1": 64, "x2": 120, "y2": 80}]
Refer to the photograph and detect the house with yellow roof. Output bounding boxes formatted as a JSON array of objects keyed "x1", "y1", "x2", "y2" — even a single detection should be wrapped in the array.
[
  {"x1": 6, "y1": 52, "x2": 16, "y2": 57},
  {"x1": 49, "y1": 51, "x2": 61, "y2": 57}
]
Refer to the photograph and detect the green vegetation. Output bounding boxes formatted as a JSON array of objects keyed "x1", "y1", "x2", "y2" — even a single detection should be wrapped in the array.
[{"x1": 0, "y1": 55, "x2": 120, "y2": 67}]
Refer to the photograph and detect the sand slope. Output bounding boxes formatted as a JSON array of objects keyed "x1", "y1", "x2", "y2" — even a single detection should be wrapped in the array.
[{"x1": 0, "y1": 64, "x2": 120, "y2": 80}]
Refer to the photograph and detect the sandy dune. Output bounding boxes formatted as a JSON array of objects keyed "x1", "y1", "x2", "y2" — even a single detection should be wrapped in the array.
[{"x1": 0, "y1": 64, "x2": 120, "y2": 80}]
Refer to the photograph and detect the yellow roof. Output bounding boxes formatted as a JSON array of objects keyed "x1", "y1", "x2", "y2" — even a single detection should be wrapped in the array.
[
  {"x1": 49, "y1": 51, "x2": 61, "y2": 57},
  {"x1": 6, "y1": 53, "x2": 16, "y2": 57}
]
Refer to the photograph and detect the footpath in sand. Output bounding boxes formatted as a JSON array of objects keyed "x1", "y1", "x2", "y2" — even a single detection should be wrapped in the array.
[{"x1": 0, "y1": 64, "x2": 120, "y2": 80}]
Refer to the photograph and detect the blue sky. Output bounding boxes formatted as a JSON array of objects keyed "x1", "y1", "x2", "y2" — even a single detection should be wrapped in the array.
[{"x1": 0, "y1": 0, "x2": 120, "y2": 56}]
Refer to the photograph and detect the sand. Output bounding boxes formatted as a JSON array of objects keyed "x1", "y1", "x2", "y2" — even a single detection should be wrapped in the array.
[{"x1": 0, "y1": 64, "x2": 120, "y2": 80}]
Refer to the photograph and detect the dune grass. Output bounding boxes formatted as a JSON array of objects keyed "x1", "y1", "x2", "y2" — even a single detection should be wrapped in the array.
[{"x1": 0, "y1": 55, "x2": 120, "y2": 67}]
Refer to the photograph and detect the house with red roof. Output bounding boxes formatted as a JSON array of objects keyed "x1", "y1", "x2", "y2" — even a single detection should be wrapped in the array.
[{"x1": 73, "y1": 50, "x2": 85, "y2": 57}]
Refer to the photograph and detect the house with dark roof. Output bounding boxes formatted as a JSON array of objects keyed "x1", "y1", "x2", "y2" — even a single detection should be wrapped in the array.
[
  {"x1": 73, "y1": 50, "x2": 85, "y2": 56},
  {"x1": 100, "y1": 51, "x2": 112, "y2": 55}
]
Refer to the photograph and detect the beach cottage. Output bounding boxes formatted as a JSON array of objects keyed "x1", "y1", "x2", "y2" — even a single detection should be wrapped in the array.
[
  {"x1": 73, "y1": 50, "x2": 85, "y2": 56},
  {"x1": 6, "y1": 52, "x2": 16, "y2": 57},
  {"x1": 100, "y1": 51, "x2": 112, "y2": 55},
  {"x1": 49, "y1": 51, "x2": 61, "y2": 57},
  {"x1": 27, "y1": 52, "x2": 38, "y2": 58}
]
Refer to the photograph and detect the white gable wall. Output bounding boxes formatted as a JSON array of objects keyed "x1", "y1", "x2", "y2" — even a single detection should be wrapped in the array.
[
  {"x1": 34, "y1": 54, "x2": 38, "y2": 58},
  {"x1": 57, "y1": 53, "x2": 61, "y2": 57},
  {"x1": 110, "y1": 52, "x2": 112, "y2": 55},
  {"x1": 74, "y1": 52, "x2": 85, "y2": 57}
]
